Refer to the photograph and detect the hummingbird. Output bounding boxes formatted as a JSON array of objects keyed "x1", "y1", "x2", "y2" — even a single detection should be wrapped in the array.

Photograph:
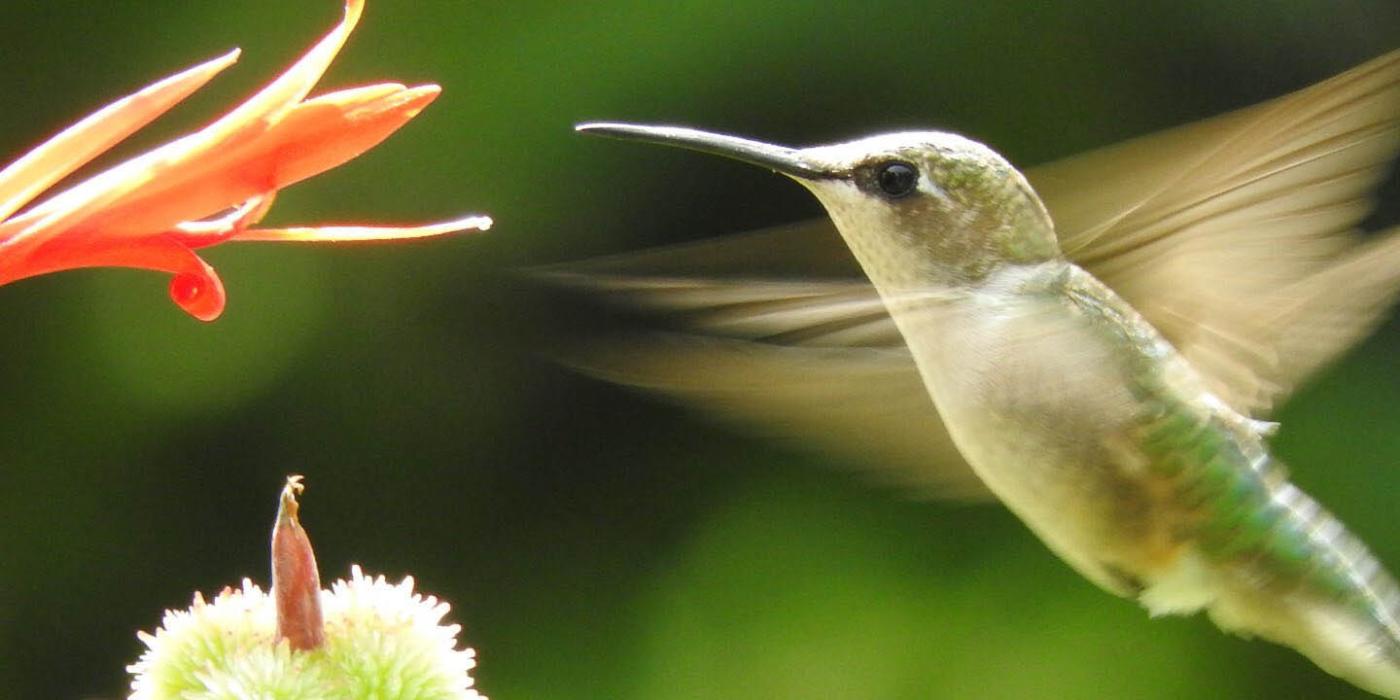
[{"x1": 562, "y1": 49, "x2": 1400, "y2": 697}]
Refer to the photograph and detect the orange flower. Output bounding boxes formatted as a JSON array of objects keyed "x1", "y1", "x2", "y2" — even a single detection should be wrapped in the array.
[{"x1": 0, "y1": 0, "x2": 489, "y2": 321}]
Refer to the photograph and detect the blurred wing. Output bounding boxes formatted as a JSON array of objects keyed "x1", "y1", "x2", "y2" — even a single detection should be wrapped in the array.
[
  {"x1": 543, "y1": 222, "x2": 987, "y2": 500},
  {"x1": 1033, "y1": 48, "x2": 1400, "y2": 414},
  {"x1": 544, "y1": 222, "x2": 896, "y2": 346},
  {"x1": 562, "y1": 334, "x2": 987, "y2": 499}
]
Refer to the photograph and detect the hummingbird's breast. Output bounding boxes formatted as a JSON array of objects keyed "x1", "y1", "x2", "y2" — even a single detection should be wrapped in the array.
[{"x1": 883, "y1": 262, "x2": 1190, "y2": 595}]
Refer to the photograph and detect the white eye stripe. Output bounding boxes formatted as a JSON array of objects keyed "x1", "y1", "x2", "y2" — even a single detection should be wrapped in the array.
[{"x1": 917, "y1": 177, "x2": 953, "y2": 205}]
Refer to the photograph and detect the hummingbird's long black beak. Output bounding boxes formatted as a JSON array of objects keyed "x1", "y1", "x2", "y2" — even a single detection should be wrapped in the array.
[{"x1": 575, "y1": 122, "x2": 834, "y2": 179}]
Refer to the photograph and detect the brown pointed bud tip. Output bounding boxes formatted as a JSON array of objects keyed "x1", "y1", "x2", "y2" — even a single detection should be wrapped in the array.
[{"x1": 272, "y1": 474, "x2": 325, "y2": 651}]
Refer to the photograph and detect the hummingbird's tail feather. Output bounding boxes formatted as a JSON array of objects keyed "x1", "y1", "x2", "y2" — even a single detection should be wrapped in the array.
[
  {"x1": 1201, "y1": 481, "x2": 1400, "y2": 699},
  {"x1": 1209, "y1": 588, "x2": 1400, "y2": 699}
]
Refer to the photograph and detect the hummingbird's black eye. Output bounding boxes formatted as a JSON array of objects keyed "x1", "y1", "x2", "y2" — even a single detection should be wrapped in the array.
[{"x1": 875, "y1": 161, "x2": 919, "y2": 198}]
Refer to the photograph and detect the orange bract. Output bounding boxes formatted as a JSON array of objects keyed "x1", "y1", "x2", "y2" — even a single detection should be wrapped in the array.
[{"x1": 0, "y1": 0, "x2": 489, "y2": 321}]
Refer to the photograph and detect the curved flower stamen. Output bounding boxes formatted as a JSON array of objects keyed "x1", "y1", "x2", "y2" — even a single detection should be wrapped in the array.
[{"x1": 174, "y1": 193, "x2": 276, "y2": 246}]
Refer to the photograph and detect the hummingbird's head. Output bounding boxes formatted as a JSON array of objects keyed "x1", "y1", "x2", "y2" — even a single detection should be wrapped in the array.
[{"x1": 576, "y1": 123, "x2": 1061, "y2": 286}]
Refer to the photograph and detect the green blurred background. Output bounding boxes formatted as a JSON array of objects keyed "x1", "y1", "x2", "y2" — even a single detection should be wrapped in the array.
[{"x1": 0, "y1": 1, "x2": 1397, "y2": 697}]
